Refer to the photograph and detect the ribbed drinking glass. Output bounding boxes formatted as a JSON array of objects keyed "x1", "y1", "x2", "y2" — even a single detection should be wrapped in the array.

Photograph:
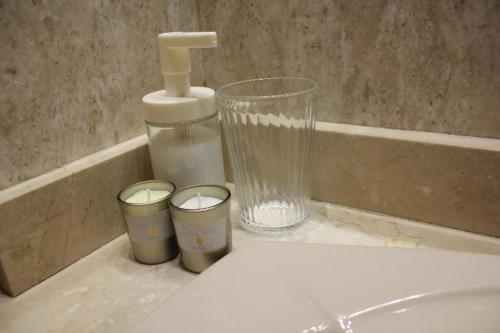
[{"x1": 217, "y1": 77, "x2": 318, "y2": 232}]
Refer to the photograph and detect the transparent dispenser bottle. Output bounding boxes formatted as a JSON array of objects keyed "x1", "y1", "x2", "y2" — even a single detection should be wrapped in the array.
[{"x1": 143, "y1": 32, "x2": 225, "y2": 188}]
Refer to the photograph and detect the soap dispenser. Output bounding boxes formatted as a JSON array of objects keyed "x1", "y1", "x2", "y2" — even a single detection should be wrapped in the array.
[{"x1": 143, "y1": 32, "x2": 225, "y2": 188}]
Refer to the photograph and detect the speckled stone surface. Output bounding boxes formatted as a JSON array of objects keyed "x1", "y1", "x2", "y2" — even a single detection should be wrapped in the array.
[
  {"x1": 0, "y1": 0, "x2": 203, "y2": 190},
  {"x1": 0, "y1": 197, "x2": 499, "y2": 333},
  {"x1": 0, "y1": 136, "x2": 152, "y2": 296},
  {"x1": 198, "y1": 0, "x2": 500, "y2": 139}
]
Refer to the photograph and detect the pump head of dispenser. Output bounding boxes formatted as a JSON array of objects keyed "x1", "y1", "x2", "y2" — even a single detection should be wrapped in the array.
[
  {"x1": 143, "y1": 32, "x2": 218, "y2": 125},
  {"x1": 158, "y1": 32, "x2": 217, "y2": 97}
]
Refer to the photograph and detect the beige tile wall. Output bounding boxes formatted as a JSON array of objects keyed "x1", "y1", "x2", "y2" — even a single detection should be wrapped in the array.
[
  {"x1": 0, "y1": 0, "x2": 201, "y2": 190},
  {"x1": 3, "y1": 0, "x2": 498, "y2": 190},
  {"x1": 198, "y1": 0, "x2": 500, "y2": 139}
]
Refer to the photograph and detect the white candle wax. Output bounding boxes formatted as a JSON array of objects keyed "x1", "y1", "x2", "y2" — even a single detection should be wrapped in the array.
[
  {"x1": 179, "y1": 193, "x2": 222, "y2": 209},
  {"x1": 125, "y1": 189, "x2": 170, "y2": 204}
]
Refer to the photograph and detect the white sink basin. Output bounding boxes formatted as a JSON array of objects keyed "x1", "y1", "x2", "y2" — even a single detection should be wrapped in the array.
[
  {"x1": 131, "y1": 242, "x2": 500, "y2": 333},
  {"x1": 336, "y1": 286, "x2": 500, "y2": 332}
]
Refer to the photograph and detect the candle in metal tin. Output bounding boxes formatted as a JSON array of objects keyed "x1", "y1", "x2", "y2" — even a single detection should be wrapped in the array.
[
  {"x1": 117, "y1": 180, "x2": 178, "y2": 264},
  {"x1": 169, "y1": 184, "x2": 231, "y2": 273}
]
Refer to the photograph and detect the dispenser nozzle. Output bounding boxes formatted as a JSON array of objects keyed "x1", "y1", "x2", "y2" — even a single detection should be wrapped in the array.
[{"x1": 158, "y1": 32, "x2": 217, "y2": 97}]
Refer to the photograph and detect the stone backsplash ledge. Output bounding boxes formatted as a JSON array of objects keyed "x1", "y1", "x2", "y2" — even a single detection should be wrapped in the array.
[
  {"x1": 1, "y1": 123, "x2": 499, "y2": 296},
  {"x1": 311, "y1": 123, "x2": 500, "y2": 236},
  {"x1": 0, "y1": 137, "x2": 152, "y2": 296}
]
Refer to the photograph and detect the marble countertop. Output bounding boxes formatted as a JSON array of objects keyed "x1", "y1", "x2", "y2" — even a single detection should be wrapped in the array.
[{"x1": 1, "y1": 199, "x2": 500, "y2": 333}]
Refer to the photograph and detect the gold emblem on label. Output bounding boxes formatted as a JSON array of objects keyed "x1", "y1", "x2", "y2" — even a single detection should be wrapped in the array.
[
  {"x1": 148, "y1": 226, "x2": 160, "y2": 237},
  {"x1": 195, "y1": 235, "x2": 204, "y2": 247}
]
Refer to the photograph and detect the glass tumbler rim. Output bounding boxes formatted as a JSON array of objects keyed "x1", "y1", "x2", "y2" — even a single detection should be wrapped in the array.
[{"x1": 216, "y1": 77, "x2": 318, "y2": 102}]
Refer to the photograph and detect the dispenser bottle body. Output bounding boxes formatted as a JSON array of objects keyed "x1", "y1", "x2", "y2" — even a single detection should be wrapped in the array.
[
  {"x1": 143, "y1": 31, "x2": 224, "y2": 188},
  {"x1": 146, "y1": 113, "x2": 225, "y2": 188}
]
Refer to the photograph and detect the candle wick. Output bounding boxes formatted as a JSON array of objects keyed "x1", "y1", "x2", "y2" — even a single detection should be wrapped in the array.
[
  {"x1": 147, "y1": 188, "x2": 151, "y2": 203},
  {"x1": 197, "y1": 192, "x2": 201, "y2": 209}
]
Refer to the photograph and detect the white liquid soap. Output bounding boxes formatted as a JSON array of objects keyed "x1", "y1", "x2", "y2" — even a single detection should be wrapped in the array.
[{"x1": 149, "y1": 126, "x2": 225, "y2": 188}]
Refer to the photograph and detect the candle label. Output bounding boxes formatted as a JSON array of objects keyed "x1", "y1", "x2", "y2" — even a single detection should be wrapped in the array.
[
  {"x1": 125, "y1": 210, "x2": 174, "y2": 242},
  {"x1": 175, "y1": 218, "x2": 226, "y2": 253}
]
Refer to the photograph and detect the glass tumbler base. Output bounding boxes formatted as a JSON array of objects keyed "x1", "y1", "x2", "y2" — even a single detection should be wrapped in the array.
[{"x1": 240, "y1": 201, "x2": 309, "y2": 233}]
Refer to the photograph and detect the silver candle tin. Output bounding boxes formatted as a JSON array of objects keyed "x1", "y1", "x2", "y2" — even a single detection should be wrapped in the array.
[
  {"x1": 169, "y1": 185, "x2": 232, "y2": 273},
  {"x1": 117, "y1": 180, "x2": 179, "y2": 264}
]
